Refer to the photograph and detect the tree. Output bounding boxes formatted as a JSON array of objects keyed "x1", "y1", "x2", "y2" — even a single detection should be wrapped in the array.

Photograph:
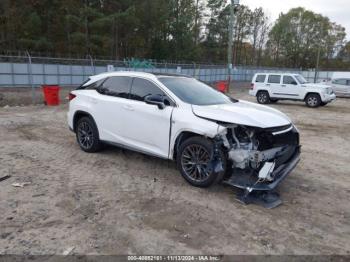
[{"x1": 268, "y1": 7, "x2": 346, "y2": 68}]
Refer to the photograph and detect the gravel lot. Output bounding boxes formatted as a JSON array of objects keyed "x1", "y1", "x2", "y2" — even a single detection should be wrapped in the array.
[{"x1": 0, "y1": 87, "x2": 350, "y2": 255}]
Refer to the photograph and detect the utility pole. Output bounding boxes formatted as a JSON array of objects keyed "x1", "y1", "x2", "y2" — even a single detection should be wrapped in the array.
[
  {"x1": 314, "y1": 24, "x2": 324, "y2": 83},
  {"x1": 227, "y1": 0, "x2": 239, "y2": 93},
  {"x1": 314, "y1": 45, "x2": 321, "y2": 83}
]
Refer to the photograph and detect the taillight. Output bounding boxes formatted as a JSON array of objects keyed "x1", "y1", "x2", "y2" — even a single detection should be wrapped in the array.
[
  {"x1": 68, "y1": 93, "x2": 76, "y2": 101},
  {"x1": 250, "y1": 83, "x2": 255, "y2": 90}
]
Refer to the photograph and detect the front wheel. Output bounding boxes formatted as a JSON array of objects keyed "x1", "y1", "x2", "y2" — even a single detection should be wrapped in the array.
[
  {"x1": 320, "y1": 102, "x2": 328, "y2": 106},
  {"x1": 305, "y1": 94, "x2": 321, "y2": 108},
  {"x1": 176, "y1": 137, "x2": 226, "y2": 188},
  {"x1": 257, "y1": 91, "x2": 270, "y2": 104}
]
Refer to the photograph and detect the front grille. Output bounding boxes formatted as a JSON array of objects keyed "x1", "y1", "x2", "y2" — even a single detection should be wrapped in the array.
[{"x1": 256, "y1": 127, "x2": 299, "y2": 150}]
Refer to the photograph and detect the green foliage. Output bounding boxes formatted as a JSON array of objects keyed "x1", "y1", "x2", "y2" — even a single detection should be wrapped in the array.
[
  {"x1": 0, "y1": 1, "x2": 347, "y2": 69},
  {"x1": 268, "y1": 7, "x2": 346, "y2": 68}
]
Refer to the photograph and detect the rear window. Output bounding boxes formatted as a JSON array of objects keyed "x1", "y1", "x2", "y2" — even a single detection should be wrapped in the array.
[
  {"x1": 255, "y1": 75, "x2": 266, "y2": 83},
  {"x1": 101, "y1": 76, "x2": 132, "y2": 98},
  {"x1": 268, "y1": 75, "x2": 281, "y2": 84}
]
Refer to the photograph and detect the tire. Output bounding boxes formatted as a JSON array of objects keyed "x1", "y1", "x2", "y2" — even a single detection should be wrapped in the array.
[
  {"x1": 257, "y1": 91, "x2": 271, "y2": 104},
  {"x1": 305, "y1": 94, "x2": 321, "y2": 108},
  {"x1": 270, "y1": 99, "x2": 278, "y2": 103},
  {"x1": 176, "y1": 136, "x2": 226, "y2": 188},
  {"x1": 320, "y1": 102, "x2": 328, "y2": 106},
  {"x1": 76, "y1": 116, "x2": 102, "y2": 153}
]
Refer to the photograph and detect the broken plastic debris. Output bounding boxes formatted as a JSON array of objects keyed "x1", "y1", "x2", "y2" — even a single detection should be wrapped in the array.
[
  {"x1": 62, "y1": 246, "x2": 75, "y2": 255},
  {"x1": 11, "y1": 182, "x2": 31, "y2": 188}
]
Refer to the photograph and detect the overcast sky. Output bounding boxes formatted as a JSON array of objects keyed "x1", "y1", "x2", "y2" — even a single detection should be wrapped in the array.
[{"x1": 242, "y1": 0, "x2": 350, "y2": 39}]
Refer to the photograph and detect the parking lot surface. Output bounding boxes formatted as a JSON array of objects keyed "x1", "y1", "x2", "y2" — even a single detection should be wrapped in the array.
[{"x1": 0, "y1": 87, "x2": 349, "y2": 255}]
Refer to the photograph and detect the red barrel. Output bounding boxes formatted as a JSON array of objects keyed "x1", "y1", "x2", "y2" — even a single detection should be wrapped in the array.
[
  {"x1": 42, "y1": 85, "x2": 60, "y2": 106},
  {"x1": 214, "y1": 81, "x2": 228, "y2": 93}
]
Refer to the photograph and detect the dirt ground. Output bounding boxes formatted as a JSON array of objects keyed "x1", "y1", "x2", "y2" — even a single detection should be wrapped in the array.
[{"x1": 0, "y1": 86, "x2": 350, "y2": 256}]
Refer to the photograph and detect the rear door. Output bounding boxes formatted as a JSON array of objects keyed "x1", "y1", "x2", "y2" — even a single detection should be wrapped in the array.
[
  {"x1": 93, "y1": 76, "x2": 133, "y2": 143},
  {"x1": 266, "y1": 74, "x2": 282, "y2": 97},
  {"x1": 118, "y1": 77, "x2": 174, "y2": 158}
]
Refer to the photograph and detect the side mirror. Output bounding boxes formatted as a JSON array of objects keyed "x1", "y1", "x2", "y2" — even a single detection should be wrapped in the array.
[
  {"x1": 98, "y1": 87, "x2": 109, "y2": 94},
  {"x1": 292, "y1": 81, "x2": 298, "y2": 85},
  {"x1": 145, "y1": 94, "x2": 166, "y2": 110}
]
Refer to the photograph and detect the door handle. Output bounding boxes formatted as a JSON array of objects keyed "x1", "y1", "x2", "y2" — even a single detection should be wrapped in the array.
[
  {"x1": 281, "y1": 85, "x2": 286, "y2": 87},
  {"x1": 123, "y1": 105, "x2": 134, "y2": 111},
  {"x1": 266, "y1": 84, "x2": 270, "y2": 86}
]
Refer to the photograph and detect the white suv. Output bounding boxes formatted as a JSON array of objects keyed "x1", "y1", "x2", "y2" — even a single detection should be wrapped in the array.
[
  {"x1": 68, "y1": 72, "x2": 300, "y2": 203},
  {"x1": 249, "y1": 73, "x2": 336, "y2": 107}
]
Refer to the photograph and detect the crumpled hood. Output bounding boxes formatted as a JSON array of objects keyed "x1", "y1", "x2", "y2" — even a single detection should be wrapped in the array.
[{"x1": 192, "y1": 100, "x2": 291, "y2": 128}]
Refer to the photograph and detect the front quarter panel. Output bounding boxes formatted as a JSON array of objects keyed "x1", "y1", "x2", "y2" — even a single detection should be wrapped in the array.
[{"x1": 169, "y1": 105, "x2": 223, "y2": 159}]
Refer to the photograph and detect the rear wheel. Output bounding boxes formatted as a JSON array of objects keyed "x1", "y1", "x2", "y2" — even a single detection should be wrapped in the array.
[
  {"x1": 177, "y1": 136, "x2": 226, "y2": 188},
  {"x1": 76, "y1": 116, "x2": 102, "y2": 153},
  {"x1": 305, "y1": 94, "x2": 321, "y2": 108},
  {"x1": 270, "y1": 99, "x2": 278, "y2": 103},
  {"x1": 257, "y1": 91, "x2": 270, "y2": 104}
]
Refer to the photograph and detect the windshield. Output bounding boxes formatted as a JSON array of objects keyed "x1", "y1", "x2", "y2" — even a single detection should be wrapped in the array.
[
  {"x1": 158, "y1": 77, "x2": 234, "y2": 106},
  {"x1": 294, "y1": 74, "x2": 308, "y2": 84}
]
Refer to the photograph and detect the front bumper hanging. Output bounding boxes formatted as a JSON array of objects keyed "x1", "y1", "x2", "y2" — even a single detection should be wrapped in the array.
[{"x1": 223, "y1": 146, "x2": 301, "y2": 208}]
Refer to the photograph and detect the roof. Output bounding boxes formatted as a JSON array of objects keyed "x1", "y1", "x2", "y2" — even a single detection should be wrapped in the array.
[{"x1": 85, "y1": 71, "x2": 191, "y2": 86}]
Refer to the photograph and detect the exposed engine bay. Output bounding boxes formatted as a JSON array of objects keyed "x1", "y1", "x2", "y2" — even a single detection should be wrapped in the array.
[{"x1": 210, "y1": 123, "x2": 301, "y2": 208}]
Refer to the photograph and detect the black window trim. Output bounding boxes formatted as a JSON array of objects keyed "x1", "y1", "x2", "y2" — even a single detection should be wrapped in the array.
[
  {"x1": 130, "y1": 76, "x2": 177, "y2": 107},
  {"x1": 283, "y1": 75, "x2": 298, "y2": 85},
  {"x1": 268, "y1": 74, "x2": 282, "y2": 84},
  {"x1": 97, "y1": 76, "x2": 133, "y2": 99},
  {"x1": 255, "y1": 74, "x2": 267, "y2": 83}
]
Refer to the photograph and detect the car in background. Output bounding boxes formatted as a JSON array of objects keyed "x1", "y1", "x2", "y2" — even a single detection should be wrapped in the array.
[
  {"x1": 321, "y1": 78, "x2": 350, "y2": 97},
  {"x1": 249, "y1": 73, "x2": 336, "y2": 107}
]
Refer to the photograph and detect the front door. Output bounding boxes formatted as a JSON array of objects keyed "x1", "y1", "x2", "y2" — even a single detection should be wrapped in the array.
[
  {"x1": 119, "y1": 77, "x2": 174, "y2": 158},
  {"x1": 280, "y1": 75, "x2": 301, "y2": 99}
]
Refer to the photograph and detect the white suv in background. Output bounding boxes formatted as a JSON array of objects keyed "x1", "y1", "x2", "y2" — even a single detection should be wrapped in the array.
[{"x1": 249, "y1": 73, "x2": 336, "y2": 107}]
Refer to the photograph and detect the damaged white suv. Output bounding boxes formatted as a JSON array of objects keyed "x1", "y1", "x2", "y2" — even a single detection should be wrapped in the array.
[{"x1": 68, "y1": 72, "x2": 300, "y2": 204}]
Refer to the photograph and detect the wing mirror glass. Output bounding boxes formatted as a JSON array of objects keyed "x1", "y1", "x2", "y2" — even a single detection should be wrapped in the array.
[
  {"x1": 145, "y1": 94, "x2": 166, "y2": 109},
  {"x1": 292, "y1": 81, "x2": 298, "y2": 85}
]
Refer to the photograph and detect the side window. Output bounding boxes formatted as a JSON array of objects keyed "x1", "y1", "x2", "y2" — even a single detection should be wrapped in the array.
[
  {"x1": 255, "y1": 75, "x2": 266, "y2": 83},
  {"x1": 130, "y1": 78, "x2": 166, "y2": 102},
  {"x1": 332, "y1": 79, "x2": 347, "y2": 85},
  {"x1": 101, "y1": 76, "x2": 132, "y2": 98},
  {"x1": 268, "y1": 75, "x2": 281, "y2": 84},
  {"x1": 283, "y1": 76, "x2": 297, "y2": 85},
  {"x1": 85, "y1": 79, "x2": 105, "y2": 90}
]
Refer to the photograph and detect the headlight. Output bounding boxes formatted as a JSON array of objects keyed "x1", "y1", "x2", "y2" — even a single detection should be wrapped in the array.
[{"x1": 324, "y1": 87, "x2": 331, "y2": 94}]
